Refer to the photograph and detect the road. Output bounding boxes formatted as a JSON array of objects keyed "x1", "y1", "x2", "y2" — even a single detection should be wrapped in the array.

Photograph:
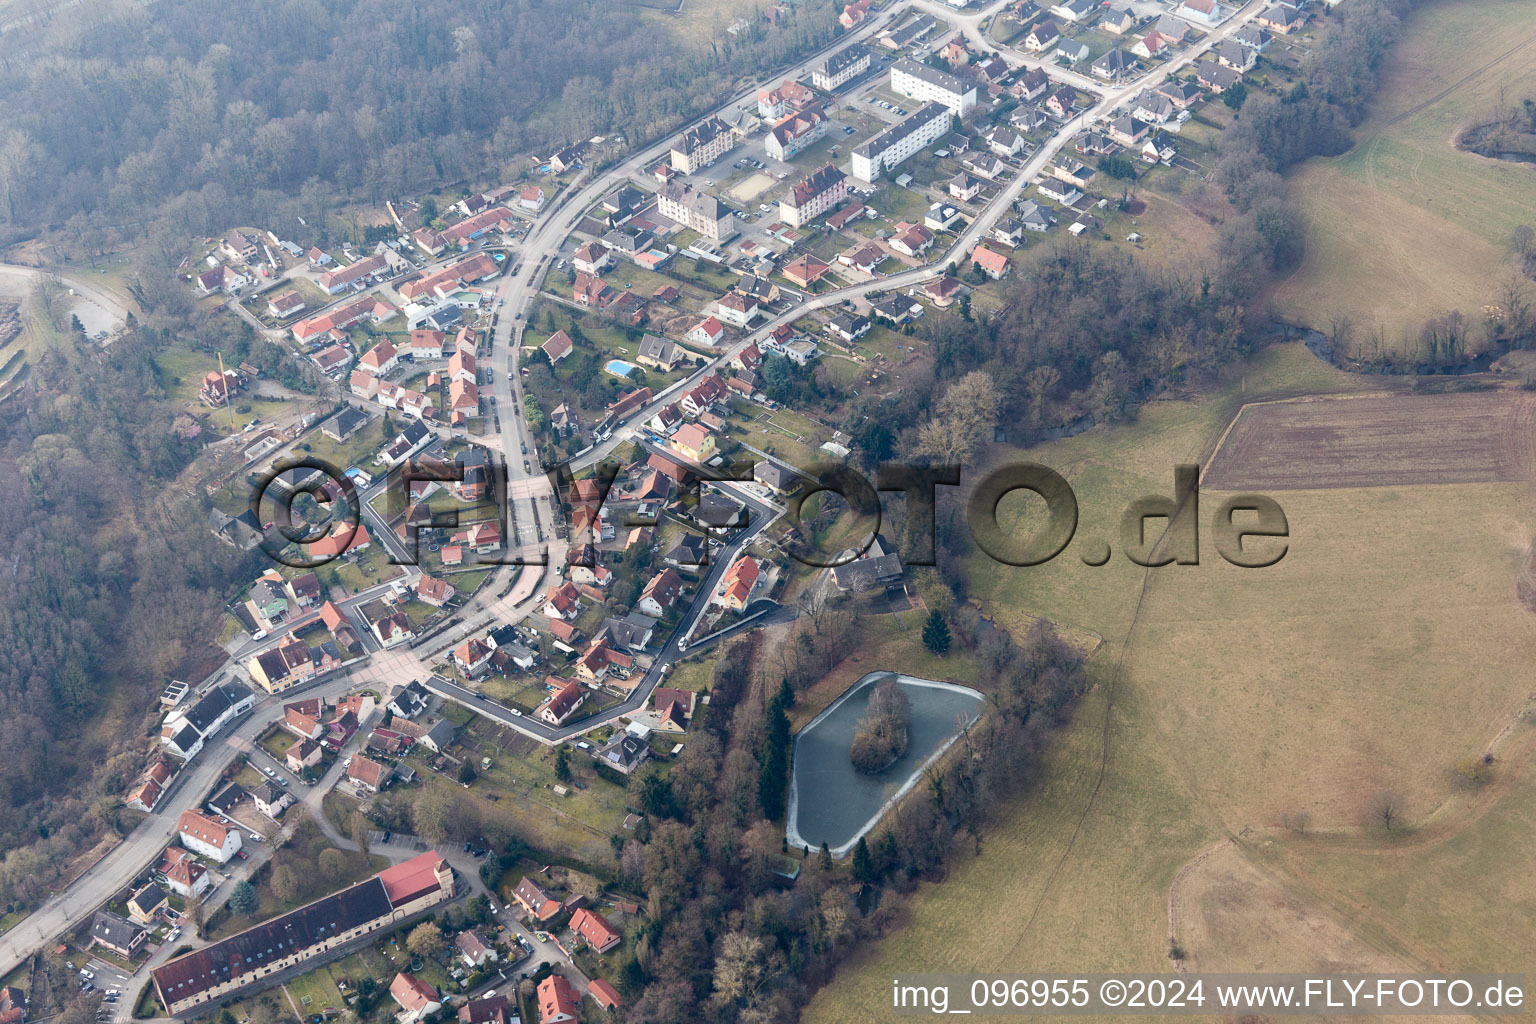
[
  {"x1": 0, "y1": 262, "x2": 134, "y2": 337},
  {"x1": 0, "y1": 0, "x2": 1270, "y2": 988}
]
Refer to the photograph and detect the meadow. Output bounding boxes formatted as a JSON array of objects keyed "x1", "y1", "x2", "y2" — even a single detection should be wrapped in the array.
[
  {"x1": 804, "y1": 343, "x2": 1536, "y2": 1019},
  {"x1": 1273, "y1": 0, "x2": 1536, "y2": 349}
]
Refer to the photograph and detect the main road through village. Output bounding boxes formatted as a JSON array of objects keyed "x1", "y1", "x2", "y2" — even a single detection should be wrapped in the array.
[{"x1": 0, "y1": 0, "x2": 1267, "y2": 986}]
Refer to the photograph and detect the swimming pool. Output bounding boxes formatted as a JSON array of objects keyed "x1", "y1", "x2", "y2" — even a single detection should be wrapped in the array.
[{"x1": 606, "y1": 359, "x2": 637, "y2": 378}]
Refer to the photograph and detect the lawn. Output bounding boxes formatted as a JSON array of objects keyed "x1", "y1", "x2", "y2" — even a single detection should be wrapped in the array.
[
  {"x1": 431, "y1": 713, "x2": 632, "y2": 866},
  {"x1": 1273, "y1": 0, "x2": 1536, "y2": 350},
  {"x1": 803, "y1": 340, "x2": 1536, "y2": 1018}
]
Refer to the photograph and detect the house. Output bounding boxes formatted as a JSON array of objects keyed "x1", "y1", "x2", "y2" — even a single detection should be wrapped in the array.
[
  {"x1": 1256, "y1": 3, "x2": 1303, "y2": 32},
  {"x1": 541, "y1": 329, "x2": 574, "y2": 364},
  {"x1": 839, "y1": 242, "x2": 887, "y2": 275},
  {"x1": 453, "y1": 638, "x2": 496, "y2": 678},
  {"x1": 826, "y1": 312, "x2": 871, "y2": 343},
  {"x1": 1103, "y1": 6, "x2": 1138, "y2": 33},
  {"x1": 512, "y1": 877, "x2": 561, "y2": 921},
  {"x1": 90, "y1": 912, "x2": 146, "y2": 959},
  {"x1": 390, "y1": 974, "x2": 442, "y2": 1023},
  {"x1": 321, "y1": 407, "x2": 369, "y2": 443},
  {"x1": 419, "y1": 720, "x2": 458, "y2": 754},
  {"x1": 570, "y1": 908, "x2": 621, "y2": 953},
  {"x1": 1024, "y1": 19, "x2": 1060, "y2": 51},
  {"x1": 664, "y1": 533, "x2": 708, "y2": 567},
  {"x1": 1176, "y1": 0, "x2": 1224, "y2": 24},
  {"x1": 390, "y1": 680, "x2": 431, "y2": 719},
  {"x1": 266, "y1": 290, "x2": 306, "y2": 319},
  {"x1": 200, "y1": 369, "x2": 242, "y2": 407},
  {"x1": 536, "y1": 975, "x2": 581, "y2": 1024},
  {"x1": 1154, "y1": 13, "x2": 1190, "y2": 42},
  {"x1": 1156, "y1": 79, "x2": 1204, "y2": 108},
  {"x1": 987, "y1": 125, "x2": 1024, "y2": 157},
  {"x1": 871, "y1": 294, "x2": 923, "y2": 325},
  {"x1": 456, "y1": 931, "x2": 497, "y2": 969},
  {"x1": 636, "y1": 333, "x2": 682, "y2": 371},
  {"x1": 889, "y1": 222, "x2": 934, "y2": 257},
  {"x1": 1092, "y1": 48, "x2": 1138, "y2": 81},
  {"x1": 1050, "y1": 0, "x2": 1095, "y2": 21},
  {"x1": 1052, "y1": 156, "x2": 1095, "y2": 188},
  {"x1": 638, "y1": 568, "x2": 685, "y2": 617},
  {"x1": 537, "y1": 680, "x2": 587, "y2": 727},
  {"x1": 687, "y1": 316, "x2": 725, "y2": 347},
  {"x1": 715, "y1": 291, "x2": 759, "y2": 328},
  {"x1": 222, "y1": 229, "x2": 258, "y2": 263},
  {"x1": 157, "y1": 847, "x2": 213, "y2": 899},
  {"x1": 178, "y1": 809, "x2": 242, "y2": 862},
  {"x1": 348, "y1": 755, "x2": 393, "y2": 793},
  {"x1": 1045, "y1": 86, "x2": 1079, "y2": 119},
  {"x1": 839, "y1": 0, "x2": 871, "y2": 29},
  {"x1": 416, "y1": 574, "x2": 456, "y2": 608},
  {"x1": 544, "y1": 581, "x2": 582, "y2": 621},
  {"x1": 248, "y1": 635, "x2": 318, "y2": 694},
  {"x1": 357, "y1": 339, "x2": 400, "y2": 377},
  {"x1": 572, "y1": 242, "x2": 612, "y2": 275},
  {"x1": 1234, "y1": 24, "x2": 1272, "y2": 50},
  {"x1": 1056, "y1": 39, "x2": 1091, "y2": 65},
  {"x1": 127, "y1": 883, "x2": 167, "y2": 925},
  {"x1": 831, "y1": 533, "x2": 906, "y2": 591},
  {"x1": 1133, "y1": 29, "x2": 1173, "y2": 59},
  {"x1": 1013, "y1": 69, "x2": 1051, "y2": 105},
  {"x1": 879, "y1": 13, "x2": 936, "y2": 50},
  {"x1": 252, "y1": 781, "x2": 292, "y2": 819},
  {"x1": 1217, "y1": 38, "x2": 1257, "y2": 71},
  {"x1": 1018, "y1": 199, "x2": 1056, "y2": 233},
  {"x1": 368, "y1": 606, "x2": 415, "y2": 649},
  {"x1": 719, "y1": 556, "x2": 761, "y2": 610},
  {"x1": 925, "y1": 275, "x2": 964, "y2": 307},
  {"x1": 971, "y1": 245, "x2": 1011, "y2": 280},
  {"x1": 963, "y1": 151, "x2": 1008, "y2": 179},
  {"x1": 652, "y1": 687, "x2": 697, "y2": 732},
  {"x1": 287, "y1": 738, "x2": 322, "y2": 774},
  {"x1": 600, "y1": 613, "x2": 656, "y2": 652},
  {"x1": 782, "y1": 253, "x2": 831, "y2": 288},
  {"x1": 1194, "y1": 60, "x2": 1243, "y2": 92},
  {"x1": 572, "y1": 272, "x2": 615, "y2": 309},
  {"x1": 671, "y1": 422, "x2": 716, "y2": 463},
  {"x1": 459, "y1": 996, "x2": 516, "y2": 1024},
  {"x1": 993, "y1": 217, "x2": 1025, "y2": 246},
  {"x1": 519, "y1": 185, "x2": 545, "y2": 211},
  {"x1": 1037, "y1": 178, "x2": 1083, "y2": 204},
  {"x1": 1133, "y1": 91, "x2": 1178, "y2": 124},
  {"x1": 948, "y1": 172, "x2": 984, "y2": 203}
]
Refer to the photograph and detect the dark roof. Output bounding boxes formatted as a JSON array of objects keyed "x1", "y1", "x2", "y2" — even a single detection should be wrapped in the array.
[
  {"x1": 183, "y1": 682, "x2": 250, "y2": 734},
  {"x1": 423, "y1": 720, "x2": 457, "y2": 748},
  {"x1": 170, "y1": 724, "x2": 201, "y2": 753},
  {"x1": 458, "y1": 995, "x2": 515, "y2": 1024},
  {"x1": 91, "y1": 911, "x2": 144, "y2": 950},
  {"x1": 207, "y1": 782, "x2": 249, "y2": 815},
  {"x1": 598, "y1": 734, "x2": 650, "y2": 771},
  {"x1": 129, "y1": 884, "x2": 166, "y2": 916},
  {"x1": 665, "y1": 533, "x2": 708, "y2": 564},
  {"x1": 153, "y1": 878, "x2": 393, "y2": 1006},
  {"x1": 324, "y1": 407, "x2": 368, "y2": 438}
]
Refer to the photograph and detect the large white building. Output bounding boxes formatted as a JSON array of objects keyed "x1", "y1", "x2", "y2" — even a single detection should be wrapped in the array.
[
  {"x1": 780, "y1": 164, "x2": 849, "y2": 228},
  {"x1": 160, "y1": 682, "x2": 254, "y2": 761},
  {"x1": 670, "y1": 116, "x2": 735, "y2": 173},
  {"x1": 890, "y1": 58, "x2": 977, "y2": 116},
  {"x1": 851, "y1": 102, "x2": 951, "y2": 183},
  {"x1": 765, "y1": 105, "x2": 828, "y2": 162},
  {"x1": 656, "y1": 182, "x2": 737, "y2": 241},
  {"x1": 812, "y1": 43, "x2": 872, "y2": 91},
  {"x1": 177, "y1": 809, "x2": 242, "y2": 863}
]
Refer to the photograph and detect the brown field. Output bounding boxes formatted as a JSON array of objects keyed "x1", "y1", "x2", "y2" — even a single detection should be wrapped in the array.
[{"x1": 1202, "y1": 391, "x2": 1536, "y2": 490}]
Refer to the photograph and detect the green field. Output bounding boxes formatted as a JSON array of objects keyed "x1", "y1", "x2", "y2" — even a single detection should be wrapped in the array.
[
  {"x1": 1274, "y1": 0, "x2": 1536, "y2": 349},
  {"x1": 805, "y1": 342, "x2": 1536, "y2": 1018}
]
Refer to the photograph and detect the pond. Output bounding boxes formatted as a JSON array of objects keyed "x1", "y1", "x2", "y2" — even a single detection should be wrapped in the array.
[{"x1": 786, "y1": 672, "x2": 986, "y2": 857}]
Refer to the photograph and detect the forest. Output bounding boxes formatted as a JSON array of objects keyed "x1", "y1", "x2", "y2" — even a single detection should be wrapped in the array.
[{"x1": 0, "y1": 0, "x2": 839, "y2": 256}]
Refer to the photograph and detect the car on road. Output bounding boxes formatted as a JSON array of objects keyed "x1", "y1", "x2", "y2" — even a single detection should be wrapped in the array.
[
  {"x1": 382, "y1": 830, "x2": 392, "y2": 843},
  {"x1": 513, "y1": 311, "x2": 522, "y2": 320},
  {"x1": 509, "y1": 708, "x2": 522, "y2": 717},
  {"x1": 342, "y1": 756, "x2": 352, "y2": 768}
]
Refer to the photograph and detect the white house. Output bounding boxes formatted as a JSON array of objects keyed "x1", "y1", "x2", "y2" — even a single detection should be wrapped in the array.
[{"x1": 177, "y1": 810, "x2": 242, "y2": 864}]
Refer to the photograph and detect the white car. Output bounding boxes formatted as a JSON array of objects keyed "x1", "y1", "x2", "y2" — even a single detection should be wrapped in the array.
[{"x1": 509, "y1": 708, "x2": 522, "y2": 717}]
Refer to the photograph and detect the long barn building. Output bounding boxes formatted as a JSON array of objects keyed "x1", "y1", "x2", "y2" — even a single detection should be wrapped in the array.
[{"x1": 151, "y1": 853, "x2": 453, "y2": 1016}]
